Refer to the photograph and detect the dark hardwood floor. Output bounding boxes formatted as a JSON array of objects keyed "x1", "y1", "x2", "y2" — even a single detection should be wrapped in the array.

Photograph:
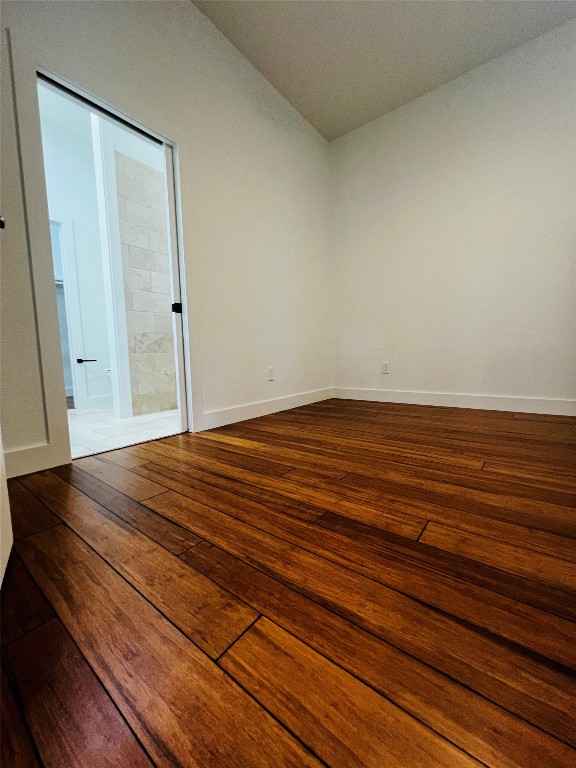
[{"x1": 2, "y1": 399, "x2": 575, "y2": 767}]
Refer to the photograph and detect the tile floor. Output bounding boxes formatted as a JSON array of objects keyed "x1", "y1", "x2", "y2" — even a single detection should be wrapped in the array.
[{"x1": 67, "y1": 407, "x2": 182, "y2": 458}]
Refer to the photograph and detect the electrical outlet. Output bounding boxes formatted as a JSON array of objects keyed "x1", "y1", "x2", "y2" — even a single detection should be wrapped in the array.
[
  {"x1": 267, "y1": 367, "x2": 275, "y2": 381},
  {"x1": 381, "y1": 362, "x2": 390, "y2": 375}
]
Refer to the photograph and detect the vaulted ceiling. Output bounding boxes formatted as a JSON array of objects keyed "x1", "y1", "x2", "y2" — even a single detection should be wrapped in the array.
[{"x1": 194, "y1": 1, "x2": 576, "y2": 139}]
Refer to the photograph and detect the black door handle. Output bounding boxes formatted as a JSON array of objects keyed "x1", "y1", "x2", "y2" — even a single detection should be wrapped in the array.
[{"x1": 76, "y1": 358, "x2": 97, "y2": 363}]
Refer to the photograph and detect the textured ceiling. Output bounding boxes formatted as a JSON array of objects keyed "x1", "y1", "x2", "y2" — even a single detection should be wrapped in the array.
[{"x1": 194, "y1": 0, "x2": 576, "y2": 139}]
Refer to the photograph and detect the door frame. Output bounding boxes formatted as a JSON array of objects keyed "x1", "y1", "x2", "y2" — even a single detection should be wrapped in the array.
[
  {"x1": 164, "y1": 144, "x2": 190, "y2": 436},
  {"x1": 41, "y1": 77, "x2": 192, "y2": 435},
  {"x1": 3, "y1": 33, "x2": 194, "y2": 476}
]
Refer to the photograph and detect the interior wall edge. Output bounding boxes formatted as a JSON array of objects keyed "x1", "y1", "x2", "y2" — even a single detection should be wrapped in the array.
[{"x1": 332, "y1": 388, "x2": 576, "y2": 416}]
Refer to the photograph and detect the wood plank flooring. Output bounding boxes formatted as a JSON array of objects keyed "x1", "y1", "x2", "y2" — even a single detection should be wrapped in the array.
[{"x1": 2, "y1": 399, "x2": 575, "y2": 767}]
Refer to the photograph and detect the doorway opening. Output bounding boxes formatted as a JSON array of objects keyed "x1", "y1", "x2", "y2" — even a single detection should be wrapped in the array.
[{"x1": 37, "y1": 77, "x2": 188, "y2": 457}]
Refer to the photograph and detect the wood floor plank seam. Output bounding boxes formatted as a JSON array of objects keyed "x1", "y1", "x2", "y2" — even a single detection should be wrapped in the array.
[
  {"x1": 314, "y1": 513, "x2": 576, "y2": 621},
  {"x1": 124, "y1": 443, "x2": 427, "y2": 536},
  {"x1": 317, "y1": 500, "x2": 576, "y2": 565},
  {"x1": 419, "y1": 522, "x2": 576, "y2": 593},
  {"x1": 223, "y1": 418, "x2": 574, "y2": 466},
  {"x1": 224, "y1": 427, "x2": 576, "y2": 503},
  {"x1": 148, "y1": 468, "x2": 571, "y2": 621},
  {"x1": 177, "y1": 542, "x2": 203, "y2": 557},
  {"x1": 0, "y1": 552, "x2": 56, "y2": 648},
  {"x1": 154, "y1": 494, "x2": 576, "y2": 743},
  {"x1": 15, "y1": 525, "x2": 325, "y2": 768},
  {"x1": 5, "y1": 617, "x2": 157, "y2": 768},
  {"x1": 333, "y1": 470, "x2": 576, "y2": 521},
  {"x1": 51, "y1": 616, "x2": 159, "y2": 768},
  {"x1": 72, "y1": 456, "x2": 169, "y2": 502},
  {"x1": 182, "y1": 538, "x2": 574, "y2": 710},
  {"x1": 223, "y1": 418, "x2": 575, "y2": 471},
  {"x1": 417, "y1": 520, "x2": 430, "y2": 543},
  {"x1": 1, "y1": 615, "x2": 55, "y2": 651},
  {"x1": 304, "y1": 468, "x2": 576, "y2": 537},
  {"x1": 214, "y1": 612, "x2": 263, "y2": 661},
  {"x1": 183, "y1": 542, "x2": 576, "y2": 763},
  {"x1": 187, "y1": 434, "x2": 576, "y2": 561},
  {"x1": 212, "y1": 638, "x2": 333, "y2": 768},
  {"x1": 19, "y1": 479, "x2": 259, "y2": 661},
  {"x1": 139, "y1": 480, "x2": 576, "y2": 656},
  {"x1": 1, "y1": 662, "x2": 45, "y2": 768},
  {"x1": 128, "y1": 447, "x2": 332, "y2": 524},
  {"x1": 219, "y1": 616, "x2": 493, "y2": 768},
  {"x1": 52, "y1": 464, "x2": 202, "y2": 556},
  {"x1": 324, "y1": 470, "x2": 576, "y2": 535},
  {"x1": 187, "y1": 427, "x2": 488, "y2": 480},
  {"x1": 128, "y1": 445, "x2": 359, "y2": 526},
  {"x1": 6, "y1": 479, "x2": 61, "y2": 541},
  {"x1": 154, "y1": 435, "x2": 576, "y2": 538},
  {"x1": 155, "y1": 436, "x2": 298, "y2": 479},
  {"x1": 240, "y1": 438, "x2": 576, "y2": 499},
  {"x1": 263, "y1": 408, "x2": 576, "y2": 444}
]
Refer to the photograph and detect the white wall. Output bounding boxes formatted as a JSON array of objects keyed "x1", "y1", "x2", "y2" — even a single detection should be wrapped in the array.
[
  {"x1": 331, "y1": 21, "x2": 576, "y2": 414},
  {"x1": 1, "y1": 1, "x2": 332, "y2": 475}
]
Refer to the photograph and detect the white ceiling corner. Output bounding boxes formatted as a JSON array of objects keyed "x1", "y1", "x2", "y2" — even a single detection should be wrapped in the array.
[{"x1": 193, "y1": 0, "x2": 576, "y2": 139}]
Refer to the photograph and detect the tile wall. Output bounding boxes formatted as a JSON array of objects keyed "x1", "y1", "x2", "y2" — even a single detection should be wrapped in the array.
[{"x1": 115, "y1": 152, "x2": 178, "y2": 416}]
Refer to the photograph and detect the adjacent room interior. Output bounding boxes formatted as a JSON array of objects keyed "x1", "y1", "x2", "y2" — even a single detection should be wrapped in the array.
[
  {"x1": 1, "y1": 2, "x2": 575, "y2": 767},
  {"x1": 38, "y1": 79, "x2": 186, "y2": 457}
]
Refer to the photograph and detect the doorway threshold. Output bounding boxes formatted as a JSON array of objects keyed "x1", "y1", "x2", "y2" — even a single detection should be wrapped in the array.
[{"x1": 68, "y1": 408, "x2": 182, "y2": 458}]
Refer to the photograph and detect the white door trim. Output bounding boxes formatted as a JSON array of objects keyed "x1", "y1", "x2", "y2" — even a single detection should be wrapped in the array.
[
  {"x1": 165, "y1": 144, "x2": 192, "y2": 433},
  {"x1": 4, "y1": 35, "x2": 196, "y2": 475},
  {"x1": 4, "y1": 29, "x2": 71, "y2": 476}
]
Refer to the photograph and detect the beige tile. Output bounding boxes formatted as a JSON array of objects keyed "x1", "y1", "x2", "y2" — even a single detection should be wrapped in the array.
[
  {"x1": 126, "y1": 200, "x2": 167, "y2": 234},
  {"x1": 122, "y1": 154, "x2": 165, "y2": 192},
  {"x1": 126, "y1": 310, "x2": 155, "y2": 333},
  {"x1": 123, "y1": 265, "x2": 152, "y2": 291},
  {"x1": 120, "y1": 219, "x2": 148, "y2": 249},
  {"x1": 132, "y1": 393, "x2": 178, "y2": 416},
  {"x1": 132, "y1": 352, "x2": 176, "y2": 375},
  {"x1": 132, "y1": 332, "x2": 174, "y2": 353},
  {"x1": 117, "y1": 173, "x2": 147, "y2": 206},
  {"x1": 121, "y1": 243, "x2": 131, "y2": 265},
  {"x1": 150, "y1": 271, "x2": 171, "y2": 294},
  {"x1": 118, "y1": 196, "x2": 127, "y2": 221},
  {"x1": 129, "y1": 246, "x2": 170, "y2": 274},
  {"x1": 145, "y1": 187, "x2": 166, "y2": 213},
  {"x1": 131, "y1": 289, "x2": 172, "y2": 314},
  {"x1": 148, "y1": 229, "x2": 169, "y2": 255},
  {"x1": 154, "y1": 313, "x2": 173, "y2": 333},
  {"x1": 136, "y1": 371, "x2": 177, "y2": 395}
]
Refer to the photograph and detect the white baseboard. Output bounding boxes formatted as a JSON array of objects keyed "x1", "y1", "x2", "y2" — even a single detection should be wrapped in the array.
[
  {"x1": 199, "y1": 387, "x2": 336, "y2": 430},
  {"x1": 332, "y1": 387, "x2": 576, "y2": 416},
  {"x1": 198, "y1": 386, "x2": 576, "y2": 432}
]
